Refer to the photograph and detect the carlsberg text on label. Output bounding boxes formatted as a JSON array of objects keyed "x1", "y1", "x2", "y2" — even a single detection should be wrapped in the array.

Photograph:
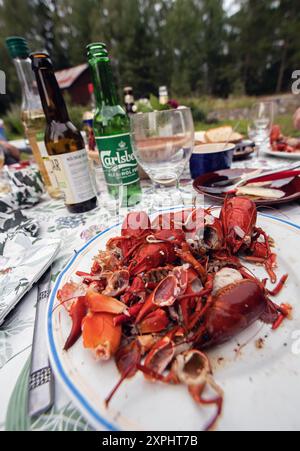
[{"x1": 96, "y1": 133, "x2": 139, "y2": 186}]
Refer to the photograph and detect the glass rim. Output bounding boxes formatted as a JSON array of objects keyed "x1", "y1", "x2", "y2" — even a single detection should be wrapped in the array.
[
  {"x1": 251, "y1": 100, "x2": 275, "y2": 109},
  {"x1": 130, "y1": 106, "x2": 191, "y2": 118}
]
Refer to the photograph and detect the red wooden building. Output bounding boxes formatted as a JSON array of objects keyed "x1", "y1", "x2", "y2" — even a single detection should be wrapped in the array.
[{"x1": 55, "y1": 63, "x2": 91, "y2": 105}]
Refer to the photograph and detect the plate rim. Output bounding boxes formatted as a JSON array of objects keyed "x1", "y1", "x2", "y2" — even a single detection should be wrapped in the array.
[
  {"x1": 46, "y1": 211, "x2": 300, "y2": 431},
  {"x1": 47, "y1": 223, "x2": 120, "y2": 431},
  {"x1": 264, "y1": 148, "x2": 300, "y2": 160}
]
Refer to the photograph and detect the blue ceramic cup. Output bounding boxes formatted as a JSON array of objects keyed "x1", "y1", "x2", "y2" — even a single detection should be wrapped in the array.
[{"x1": 190, "y1": 143, "x2": 235, "y2": 179}]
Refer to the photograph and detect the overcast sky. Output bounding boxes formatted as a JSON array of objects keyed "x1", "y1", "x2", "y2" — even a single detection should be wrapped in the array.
[{"x1": 223, "y1": 0, "x2": 240, "y2": 15}]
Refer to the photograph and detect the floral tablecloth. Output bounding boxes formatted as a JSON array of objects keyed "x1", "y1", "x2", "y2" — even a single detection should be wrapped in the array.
[{"x1": 1, "y1": 152, "x2": 300, "y2": 431}]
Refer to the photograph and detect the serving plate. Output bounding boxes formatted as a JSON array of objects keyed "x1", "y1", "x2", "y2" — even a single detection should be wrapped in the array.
[
  {"x1": 193, "y1": 168, "x2": 300, "y2": 206},
  {"x1": 47, "y1": 211, "x2": 300, "y2": 431},
  {"x1": 264, "y1": 148, "x2": 300, "y2": 160}
]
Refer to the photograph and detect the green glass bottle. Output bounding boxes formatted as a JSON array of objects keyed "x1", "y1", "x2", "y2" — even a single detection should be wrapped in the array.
[{"x1": 87, "y1": 43, "x2": 141, "y2": 206}]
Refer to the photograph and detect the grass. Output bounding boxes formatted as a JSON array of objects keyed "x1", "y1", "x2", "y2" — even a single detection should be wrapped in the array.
[
  {"x1": 3, "y1": 95, "x2": 300, "y2": 140},
  {"x1": 195, "y1": 114, "x2": 300, "y2": 137},
  {"x1": 195, "y1": 119, "x2": 249, "y2": 134},
  {"x1": 180, "y1": 95, "x2": 257, "y2": 115},
  {"x1": 2, "y1": 96, "x2": 86, "y2": 141},
  {"x1": 274, "y1": 114, "x2": 300, "y2": 137}
]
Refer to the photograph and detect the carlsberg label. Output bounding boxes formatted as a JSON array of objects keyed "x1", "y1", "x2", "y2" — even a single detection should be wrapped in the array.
[{"x1": 96, "y1": 133, "x2": 139, "y2": 186}]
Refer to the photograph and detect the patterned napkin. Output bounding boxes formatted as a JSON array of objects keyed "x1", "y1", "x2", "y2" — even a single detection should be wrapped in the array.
[
  {"x1": 0, "y1": 165, "x2": 44, "y2": 214},
  {"x1": 0, "y1": 209, "x2": 61, "y2": 325}
]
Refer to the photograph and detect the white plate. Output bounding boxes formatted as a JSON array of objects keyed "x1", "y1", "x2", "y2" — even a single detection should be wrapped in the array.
[
  {"x1": 264, "y1": 148, "x2": 300, "y2": 160},
  {"x1": 47, "y1": 212, "x2": 300, "y2": 431}
]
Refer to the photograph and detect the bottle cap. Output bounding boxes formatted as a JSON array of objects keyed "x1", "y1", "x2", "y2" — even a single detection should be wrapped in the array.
[
  {"x1": 159, "y1": 86, "x2": 168, "y2": 95},
  {"x1": 86, "y1": 42, "x2": 107, "y2": 50},
  {"x1": 86, "y1": 42, "x2": 108, "y2": 59},
  {"x1": 30, "y1": 52, "x2": 53, "y2": 71},
  {"x1": 6, "y1": 36, "x2": 30, "y2": 59}
]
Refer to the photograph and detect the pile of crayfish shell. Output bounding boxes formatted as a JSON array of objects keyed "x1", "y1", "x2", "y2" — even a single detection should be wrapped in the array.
[
  {"x1": 57, "y1": 196, "x2": 291, "y2": 431},
  {"x1": 271, "y1": 125, "x2": 300, "y2": 153}
]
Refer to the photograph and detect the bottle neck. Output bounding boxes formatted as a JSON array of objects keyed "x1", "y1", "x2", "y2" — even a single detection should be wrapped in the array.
[
  {"x1": 89, "y1": 58, "x2": 119, "y2": 107},
  {"x1": 34, "y1": 66, "x2": 69, "y2": 123},
  {"x1": 13, "y1": 57, "x2": 42, "y2": 112}
]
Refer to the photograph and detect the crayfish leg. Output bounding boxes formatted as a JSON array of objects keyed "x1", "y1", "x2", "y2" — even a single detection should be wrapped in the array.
[
  {"x1": 268, "y1": 274, "x2": 288, "y2": 296},
  {"x1": 105, "y1": 340, "x2": 142, "y2": 408},
  {"x1": 64, "y1": 296, "x2": 87, "y2": 351},
  {"x1": 188, "y1": 376, "x2": 224, "y2": 432}
]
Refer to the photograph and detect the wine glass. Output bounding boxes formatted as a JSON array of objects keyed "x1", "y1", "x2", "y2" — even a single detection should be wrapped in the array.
[
  {"x1": 90, "y1": 155, "x2": 125, "y2": 217},
  {"x1": 248, "y1": 101, "x2": 274, "y2": 157},
  {"x1": 130, "y1": 108, "x2": 194, "y2": 210}
]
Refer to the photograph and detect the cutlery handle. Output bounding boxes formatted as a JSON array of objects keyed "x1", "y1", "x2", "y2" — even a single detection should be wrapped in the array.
[
  {"x1": 249, "y1": 170, "x2": 300, "y2": 184},
  {"x1": 28, "y1": 275, "x2": 54, "y2": 418},
  {"x1": 237, "y1": 163, "x2": 300, "y2": 189},
  {"x1": 31, "y1": 284, "x2": 51, "y2": 370}
]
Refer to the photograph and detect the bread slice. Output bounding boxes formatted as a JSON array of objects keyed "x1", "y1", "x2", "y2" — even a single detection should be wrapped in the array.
[
  {"x1": 205, "y1": 126, "x2": 243, "y2": 143},
  {"x1": 230, "y1": 131, "x2": 244, "y2": 142}
]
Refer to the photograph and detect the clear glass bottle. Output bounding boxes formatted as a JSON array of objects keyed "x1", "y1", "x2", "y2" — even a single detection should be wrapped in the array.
[
  {"x1": 124, "y1": 86, "x2": 137, "y2": 115},
  {"x1": 31, "y1": 52, "x2": 97, "y2": 214},
  {"x1": 87, "y1": 43, "x2": 141, "y2": 207},
  {"x1": 159, "y1": 86, "x2": 169, "y2": 105},
  {"x1": 6, "y1": 36, "x2": 61, "y2": 199}
]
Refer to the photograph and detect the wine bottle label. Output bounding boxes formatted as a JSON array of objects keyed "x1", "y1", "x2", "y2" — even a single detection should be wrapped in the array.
[
  {"x1": 38, "y1": 141, "x2": 59, "y2": 189},
  {"x1": 95, "y1": 133, "x2": 139, "y2": 186},
  {"x1": 124, "y1": 94, "x2": 134, "y2": 104},
  {"x1": 50, "y1": 149, "x2": 95, "y2": 205}
]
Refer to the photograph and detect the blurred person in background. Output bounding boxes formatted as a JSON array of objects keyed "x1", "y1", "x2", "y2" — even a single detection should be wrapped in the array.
[
  {"x1": 0, "y1": 119, "x2": 20, "y2": 164},
  {"x1": 0, "y1": 118, "x2": 20, "y2": 165},
  {"x1": 0, "y1": 140, "x2": 20, "y2": 165},
  {"x1": 0, "y1": 119, "x2": 7, "y2": 141},
  {"x1": 294, "y1": 108, "x2": 300, "y2": 130}
]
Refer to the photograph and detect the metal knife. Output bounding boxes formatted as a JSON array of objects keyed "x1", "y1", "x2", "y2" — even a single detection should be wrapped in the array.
[
  {"x1": 210, "y1": 162, "x2": 300, "y2": 189},
  {"x1": 28, "y1": 268, "x2": 55, "y2": 418}
]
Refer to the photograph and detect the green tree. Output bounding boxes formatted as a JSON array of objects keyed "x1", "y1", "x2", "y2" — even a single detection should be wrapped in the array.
[
  {"x1": 227, "y1": 0, "x2": 300, "y2": 95},
  {"x1": 163, "y1": 0, "x2": 205, "y2": 96},
  {"x1": 66, "y1": 0, "x2": 104, "y2": 65},
  {"x1": 0, "y1": 0, "x2": 37, "y2": 112},
  {"x1": 275, "y1": 0, "x2": 300, "y2": 93},
  {"x1": 1, "y1": 0, "x2": 300, "y2": 116}
]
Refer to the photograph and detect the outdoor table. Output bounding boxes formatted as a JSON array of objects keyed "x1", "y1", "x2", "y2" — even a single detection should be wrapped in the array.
[{"x1": 1, "y1": 152, "x2": 300, "y2": 431}]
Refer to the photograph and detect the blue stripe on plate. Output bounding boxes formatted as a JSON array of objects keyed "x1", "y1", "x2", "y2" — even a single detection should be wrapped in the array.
[
  {"x1": 260, "y1": 213, "x2": 300, "y2": 231},
  {"x1": 47, "y1": 222, "x2": 120, "y2": 431},
  {"x1": 47, "y1": 211, "x2": 300, "y2": 431}
]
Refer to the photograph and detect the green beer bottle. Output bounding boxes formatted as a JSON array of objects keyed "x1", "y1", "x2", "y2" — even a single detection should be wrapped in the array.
[{"x1": 87, "y1": 43, "x2": 141, "y2": 206}]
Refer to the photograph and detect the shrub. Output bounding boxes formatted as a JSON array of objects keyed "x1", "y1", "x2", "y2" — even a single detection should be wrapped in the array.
[
  {"x1": 3, "y1": 104, "x2": 24, "y2": 139},
  {"x1": 66, "y1": 102, "x2": 87, "y2": 130},
  {"x1": 182, "y1": 100, "x2": 207, "y2": 123},
  {"x1": 2, "y1": 101, "x2": 88, "y2": 139}
]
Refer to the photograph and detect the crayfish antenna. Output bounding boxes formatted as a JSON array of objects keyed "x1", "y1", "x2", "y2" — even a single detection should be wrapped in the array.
[{"x1": 105, "y1": 363, "x2": 137, "y2": 408}]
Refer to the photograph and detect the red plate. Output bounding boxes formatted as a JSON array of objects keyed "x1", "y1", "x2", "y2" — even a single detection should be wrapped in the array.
[{"x1": 193, "y1": 168, "x2": 300, "y2": 205}]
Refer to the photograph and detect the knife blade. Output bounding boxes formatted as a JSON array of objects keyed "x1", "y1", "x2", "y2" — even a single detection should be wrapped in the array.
[
  {"x1": 200, "y1": 170, "x2": 300, "y2": 195},
  {"x1": 28, "y1": 268, "x2": 55, "y2": 418},
  {"x1": 209, "y1": 162, "x2": 300, "y2": 189}
]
